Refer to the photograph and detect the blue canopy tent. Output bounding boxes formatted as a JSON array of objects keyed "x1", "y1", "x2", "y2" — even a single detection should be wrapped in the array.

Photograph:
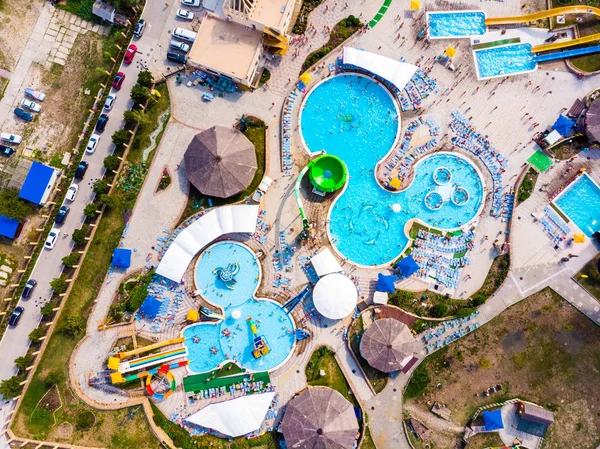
[
  {"x1": 19, "y1": 162, "x2": 57, "y2": 205},
  {"x1": 397, "y1": 255, "x2": 419, "y2": 278},
  {"x1": 0, "y1": 215, "x2": 19, "y2": 239},
  {"x1": 552, "y1": 115, "x2": 575, "y2": 137},
  {"x1": 139, "y1": 295, "x2": 162, "y2": 319},
  {"x1": 482, "y1": 409, "x2": 504, "y2": 431},
  {"x1": 376, "y1": 273, "x2": 397, "y2": 293},
  {"x1": 111, "y1": 248, "x2": 132, "y2": 268}
]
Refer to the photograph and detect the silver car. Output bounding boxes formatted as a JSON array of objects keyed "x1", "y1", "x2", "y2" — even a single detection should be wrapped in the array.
[
  {"x1": 20, "y1": 99, "x2": 41, "y2": 112},
  {"x1": 176, "y1": 8, "x2": 194, "y2": 20}
]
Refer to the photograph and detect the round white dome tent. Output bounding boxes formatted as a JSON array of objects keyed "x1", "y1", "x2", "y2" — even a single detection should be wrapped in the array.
[{"x1": 312, "y1": 273, "x2": 358, "y2": 319}]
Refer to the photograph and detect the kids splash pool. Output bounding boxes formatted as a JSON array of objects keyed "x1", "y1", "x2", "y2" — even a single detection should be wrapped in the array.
[
  {"x1": 427, "y1": 11, "x2": 487, "y2": 38},
  {"x1": 300, "y1": 75, "x2": 484, "y2": 266},
  {"x1": 554, "y1": 174, "x2": 600, "y2": 237},
  {"x1": 183, "y1": 242, "x2": 295, "y2": 373}
]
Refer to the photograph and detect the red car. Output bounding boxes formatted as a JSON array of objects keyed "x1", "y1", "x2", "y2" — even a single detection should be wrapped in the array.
[
  {"x1": 124, "y1": 44, "x2": 137, "y2": 64},
  {"x1": 113, "y1": 72, "x2": 125, "y2": 89}
]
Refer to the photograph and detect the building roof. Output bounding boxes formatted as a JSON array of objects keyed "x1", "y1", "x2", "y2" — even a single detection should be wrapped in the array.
[
  {"x1": 184, "y1": 126, "x2": 257, "y2": 198},
  {"x1": 312, "y1": 273, "x2": 358, "y2": 319},
  {"x1": 189, "y1": 14, "x2": 263, "y2": 83},
  {"x1": 19, "y1": 162, "x2": 56, "y2": 205},
  {"x1": 567, "y1": 98, "x2": 585, "y2": 118},
  {"x1": 408, "y1": 418, "x2": 432, "y2": 441},
  {"x1": 586, "y1": 98, "x2": 600, "y2": 142},
  {"x1": 360, "y1": 318, "x2": 414, "y2": 373},
  {"x1": 0, "y1": 215, "x2": 19, "y2": 239},
  {"x1": 310, "y1": 248, "x2": 343, "y2": 277},
  {"x1": 522, "y1": 404, "x2": 554, "y2": 426},
  {"x1": 280, "y1": 387, "x2": 359, "y2": 449},
  {"x1": 92, "y1": 0, "x2": 115, "y2": 22},
  {"x1": 226, "y1": 0, "x2": 293, "y2": 32},
  {"x1": 342, "y1": 48, "x2": 418, "y2": 91}
]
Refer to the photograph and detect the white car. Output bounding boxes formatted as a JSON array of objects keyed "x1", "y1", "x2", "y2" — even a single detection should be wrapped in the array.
[
  {"x1": 176, "y1": 8, "x2": 194, "y2": 19},
  {"x1": 21, "y1": 99, "x2": 41, "y2": 112},
  {"x1": 0, "y1": 133, "x2": 22, "y2": 145},
  {"x1": 86, "y1": 134, "x2": 100, "y2": 154},
  {"x1": 104, "y1": 94, "x2": 116, "y2": 111},
  {"x1": 181, "y1": 0, "x2": 200, "y2": 7},
  {"x1": 45, "y1": 228, "x2": 60, "y2": 250},
  {"x1": 65, "y1": 183, "x2": 79, "y2": 202}
]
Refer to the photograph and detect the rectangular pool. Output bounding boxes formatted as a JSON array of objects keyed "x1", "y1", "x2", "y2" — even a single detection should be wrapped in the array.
[
  {"x1": 554, "y1": 174, "x2": 600, "y2": 237},
  {"x1": 473, "y1": 43, "x2": 537, "y2": 80},
  {"x1": 427, "y1": 11, "x2": 487, "y2": 39}
]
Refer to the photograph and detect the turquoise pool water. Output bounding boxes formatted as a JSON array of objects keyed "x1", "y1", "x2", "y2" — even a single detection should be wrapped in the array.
[
  {"x1": 300, "y1": 75, "x2": 484, "y2": 266},
  {"x1": 555, "y1": 174, "x2": 600, "y2": 237},
  {"x1": 474, "y1": 44, "x2": 536, "y2": 79},
  {"x1": 184, "y1": 242, "x2": 295, "y2": 373},
  {"x1": 428, "y1": 11, "x2": 487, "y2": 38}
]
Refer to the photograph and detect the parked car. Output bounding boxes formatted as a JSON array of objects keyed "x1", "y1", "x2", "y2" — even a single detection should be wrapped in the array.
[
  {"x1": 14, "y1": 108, "x2": 33, "y2": 122},
  {"x1": 169, "y1": 39, "x2": 190, "y2": 53},
  {"x1": 45, "y1": 228, "x2": 60, "y2": 249},
  {"x1": 86, "y1": 133, "x2": 100, "y2": 153},
  {"x1": 124, "y1": 44, "x2": 137, "y2": 64},
  {"x1": 21, "y1": 99, "x2": 41, "y2": 112},
  {"x1": 0, "y1": 145, "x2": 15, "y2": 156},
  {"x1": 113, "y1": 72, "x2": 125, "y2": 89},
  {"x1": 104, "y1": 94, "x2": 116, "y2": 111},
  {"x1": 8, "y1": 306, "x2": 24, "y2": 327},
  {"x1": 96, "y1": 113, "x2": 109, "y2": 132},
  {"x1": 24, "y1": 88, "x2": 46, "y2": 102},
  {"x1": 134, "y1": 19, "x2": 146, "y2": 38},
  {"x1": 22, "y1": 280, "x2": 37, "y2": 299},
  {"x1": 0, "y1": 133, "x2": 22, "y2": 144},
  {"x1": 167, "y1": 52, "x2": 187, "y2": 64},
  {"x1": 55, "y1": 205, "x2": 70, "y2": 224},
  {"x1": 181, "y1": 0, "x2": 200, "y2": 6},
  {"x1": 75, "y1": 161, "x2": 89, "y2": 179},
  {"x1": 65, "y1": 183, "x2": 79, "y2": 201},
  {"x1": 176, "y1": 8, "x2": 194, "y2": 20}
]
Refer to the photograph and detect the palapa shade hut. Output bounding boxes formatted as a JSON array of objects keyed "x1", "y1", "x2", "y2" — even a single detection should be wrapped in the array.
[
  {"x1": 184, "y1": 125, "x2": 257, "y2": 198},
  {"x1": 360, "y1": 318, "x2": 414, "y2": 373},
  {"x1": 280, "y1": 387, "x2": 359, "y2": 449}
]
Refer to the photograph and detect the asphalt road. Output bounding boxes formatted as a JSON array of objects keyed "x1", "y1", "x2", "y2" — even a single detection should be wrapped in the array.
[{"x1": 0, "y1": 0, "x2": 188, "y2": 384}]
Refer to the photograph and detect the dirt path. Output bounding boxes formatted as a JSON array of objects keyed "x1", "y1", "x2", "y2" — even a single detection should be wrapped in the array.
[{"x1": 404, "y1": 403, "x2": 463, "y2": 434}]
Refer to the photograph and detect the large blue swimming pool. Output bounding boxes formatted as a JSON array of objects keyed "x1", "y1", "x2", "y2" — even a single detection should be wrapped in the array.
[
  {"x1": 474, "y1": 44, "x2": 536, "y2": 79},
  {"x1": 184, "y1": 242, "x2": 295, "y2": 373},
  {"x1": 428, "y1": 11, "x2": 487, "y2": 38},
  {"x1": 555, "y1": 174, "x2": 600, "y2": 237},
  {"x1": 301, "y1": 75, "x2": 484, "y2": 266}
]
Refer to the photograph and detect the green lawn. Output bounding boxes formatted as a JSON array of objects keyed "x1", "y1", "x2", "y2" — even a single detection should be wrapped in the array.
[
  {"x1": 361, "y1": 426, "x2": 377, "y2": 449},
  {"x1": 517, "y1": 167, "x2": 538, "y2": 204},
  {"x1": 575, "y1": 253, "x2": 600, "y2": 300}
]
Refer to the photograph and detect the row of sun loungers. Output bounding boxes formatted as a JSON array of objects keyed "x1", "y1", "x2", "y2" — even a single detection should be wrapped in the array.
[{"x1": 539, "y1": 206, "x2": 570, "y2": 244}]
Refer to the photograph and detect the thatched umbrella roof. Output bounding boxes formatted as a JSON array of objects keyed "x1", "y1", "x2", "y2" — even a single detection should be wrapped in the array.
[
  {"x1": 360, "y1": 318, "x2": 414, "y2": 373},
  {"x1": 184, "y1": 125, "x2": 257, "y2": 198},
  {"x1": 280, "y1": 387, "x2": 359, "y2": 449}
]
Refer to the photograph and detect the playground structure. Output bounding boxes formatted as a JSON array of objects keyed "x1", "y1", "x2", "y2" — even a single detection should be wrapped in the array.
[
  {"x1": 213, "y1": 262, "x2": 240, "y2": 290},
  {"x1": 247, "y1": 317, "x2": 270, "y2": 358},
  {"x1": 108, "y1": 346, "x2": 188, "y2": 374},
  {"x1": 145, "y1": 364, "x2": 181, "y2": 400}
]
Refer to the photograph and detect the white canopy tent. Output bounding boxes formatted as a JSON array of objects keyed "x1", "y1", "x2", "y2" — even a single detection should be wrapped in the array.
[
  {"x1": 310, "y1": 248, "x2": 343, "y2": 277},
  {"x1": 313, "y1": 273, "x2": 358, "y2": 319},
  {"x1": 185, "y1": 392, "x2": 275, "y2": 437},
  {"x1": 373, "y1": 291, "x2": 389, "y2": 305},
  {"x1": 544, "y1": 129, "x2": 562, "y2": 146},
  {"x1": 156, "y1": 205, "x2": 259, "y2": 282},
  {"x1": 342, "y1": 47, "x2": 418, "y2": 91}
]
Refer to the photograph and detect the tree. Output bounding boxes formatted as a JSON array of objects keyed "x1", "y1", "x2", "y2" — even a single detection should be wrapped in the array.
[
  {"x1": 40, "y1": 303, "x2": 54, "y2": 317},
  {"x1": 130, "y1": 84, "x2": 150, "y2": 105},
  {"x1": 238, "y1": 114, "x2": 249, "y2": 132},
  {"x1": 104, "y1": 155, "x2": 120, "y2": 172},
  {"x1": 72, "y1": 226, "x2": 88, "y2": 245},
  {"x1": 123, "y1": 110, "x2": 138, "y2": 128},
  {"x1": 430, "y1": 303, "x2": 449, "y2": 318},
  {"x1": 83, "y1": 203, "x2": 98, "y2": 221},
  {"x1": 62, "y1": 253, "x2": 79, "y2": 268},
  {"x1": 93, "y1": 180, "x2": 109, "y2": 196},
  {"x1": 98, "y1": 193, "x2": 118, "y2": 209},
  {"x1": 45, "y1": 370, "x2": 63, "y2": 386},
  {"x1": 14, "y1": 356, "x2": 30, "y2": 373},
  {"x1": 50, "y1": 277, "x2": 67, "y2": 293},
  {"x1": 0, "y1": 189, "x2": 33, "y2": 220},
  {"x1": 112, "y1": 129, "x2": 130, "y2": 147},
  {"x1": 0, "y1": 376, "x2": 21, "y2": 399},
  {"x1": 29, "y1": 326, "x2": 45, "y2": 342},
  {"x1": 137, "y1": 70, "x2": 154, "y2": 88},
  {"x1": 63, "y1": 315, "x2": 85, "y2": 337}
]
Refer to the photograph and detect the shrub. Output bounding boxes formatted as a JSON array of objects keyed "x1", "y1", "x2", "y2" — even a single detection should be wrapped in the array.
[
  {"x1": 63, "y1": 315, "x2": 85, "y2": 337},
  {"x1": 131, "y1": 84, "x2": 150, "y2": 105},
  {"x1": 83, "y1": 203, "x2": 98, "y2": 220},
  {"x1": 29, "y1": 326, "x2": 46, "y2": 342},
  {"x1": 0, "y1": 376, "x2": 21, "y2": 399},
  {"x1": 14, "y1": 356, "x2": 30, "y2": 372},
  {"x1": 40, "y1": 303, "x2": 54, "y2": 317},
  {"x1": 50, "y1": 277, "x2": 67, "y2": 293},
  {"x1": 75, "y1": 410, "x2": 96, "y2": 430},
  {"x1": 123, "y1": 110, "x2": 138, "y2": 128},
  {"x1": 0, "y1": 189, "x2": 33, "y2": 220},
  {"x1": 104, "y1": 155, "x2": 120, "y2": 172},
  {"x1": 125, "y1": 283, "x2": 150, "y2": 313},
  {"x1": 62, "y1": 253, "x2": 80, "y2": 267},
  {"x1": 112, "y1": 129, "x2": 130, "y2": 147},
  {"x1": 479, "y1": 357, "x2": 491, "y2": 368},
  {"x1": 45, "y1": 370, "x2": 63, "y2": 386},
  {"x1": 137, "y1": 70, "x2": 154, "y2": 88},
  {"x1": 93, "y1": 180, "x2": 109, "y2": 196},
  {"x1": 72, "y1": 226, "x2": 89, "y2": 246},
  {"x1": 430, "y1": 303, "x2": 449, "y2": 318}
]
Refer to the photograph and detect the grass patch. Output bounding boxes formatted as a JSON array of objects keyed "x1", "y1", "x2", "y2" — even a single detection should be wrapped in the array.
[
  {"x1": 306, "y1": 346, "x2": 359, "y2": 408},
  {"x1": 258, "y1": 68, "x2": 270, "y2": 87},
  {"x1": 517, "y1": 167, "x2": 538, "y2": 204},
  {"x1": 348, "y1": 317, "x2": 388, "y2": 393},
  {"x1": 0, "y1": 77, "x2": 7, "y2": 102},
  {"x1": 301, "y1": 16, "x2": 361, "y2": 73},
  {"x1": 361, "y1": 426, "x2": 377, "y2": 449},
  {"x1": 549, "y1": 134, "x2": 589, "y2": 160},
  {"x1": 107, "y1": 269, "x2": 154, "y2": 322},
  {"x1": 575, "y1": 252, "x2": 600, "y2": 300}
]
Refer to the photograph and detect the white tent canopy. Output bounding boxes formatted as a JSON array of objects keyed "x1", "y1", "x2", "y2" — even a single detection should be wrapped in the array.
[
  {"x1": 313, "y1": 273, "x2": 358, "y2": 319},
  {"x1": 156, "y1": 205, "x2": 259, "y2": 282},
  {"x1": 185, "y1": 392, "x2": 275, "y2": 437},
  {"x1": 373, "y1": 291, "x2": 389, "y2": 305},
  {"x1": 544, "y1": 129, "x2": 562, "y2": 146},
  {"x1": 310, "y1": 248, "x2": 343, "y2": 277},
  {"x1": 343, "y1": 47, "x2": 418, "y2": 91}
]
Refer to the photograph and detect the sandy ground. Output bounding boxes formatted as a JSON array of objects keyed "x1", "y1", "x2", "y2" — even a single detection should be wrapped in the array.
[{"x1": 0, "y1": 0, "x2": 43, "y2": 72}]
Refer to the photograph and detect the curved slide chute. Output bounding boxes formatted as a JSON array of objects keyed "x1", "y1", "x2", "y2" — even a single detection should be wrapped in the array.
[{"x1": 485, "y1": 6, "x2": 600, "y2": 26}]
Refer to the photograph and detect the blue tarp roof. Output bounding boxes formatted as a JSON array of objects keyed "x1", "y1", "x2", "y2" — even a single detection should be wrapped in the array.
[
  {"x1": 376, "y1": 273, "x2": 397, "y2": 293},
  {"x1": 552, "y1": 115, "x2": 575, "y2": 137},
  {"x1": 139, "y1": 295, "x2": 161, "y2": 319},
  {"x1": 483, "y1": 410, "x2": 504, "y2": 431},
  {"x1": 19, "y1": 162, "x2": 55, "y2": 205},
  {"x1": 397, "y1": 255, "x2": 419, "y2": 278},
  {"x1": 0, "y1": 215, "x2": 19, "y2": 239},
  {"x1": 111, "y1": 248, "x2": 132, "y2": 268}
]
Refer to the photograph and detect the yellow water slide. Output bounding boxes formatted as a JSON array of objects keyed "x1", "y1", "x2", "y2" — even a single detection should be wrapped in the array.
[
  {"x1": 485, "y1": 6, "x2": 600, "y2": 53},
  {"x1": 116, "y1": 337, "x2": 185, "y2": 360}
]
